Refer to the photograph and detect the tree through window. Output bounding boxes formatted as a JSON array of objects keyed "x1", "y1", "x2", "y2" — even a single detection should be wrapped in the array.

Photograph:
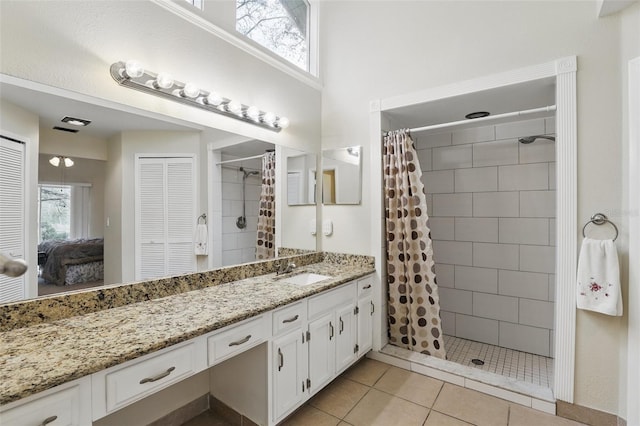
[{"x1": 236, "y1": 0, "x2": 309, "y2": 71}]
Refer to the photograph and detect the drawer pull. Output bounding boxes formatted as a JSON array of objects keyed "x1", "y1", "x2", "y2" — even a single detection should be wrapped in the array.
[
  {"x1": 339, "y1": 317, "x2": 344, "y2": 334},
  {"x1": 139, "y1": 366, "x2": 176, "y2": 384},
  {"x1": 371, "y1": 301, "x2": 375, "y2": 315},
  {"x1": 282, "y1": 314, "x2": 299, "y2": 324},
  {"x1": 228, "y1": 335, "x2": 252, "y2": 346},
  {"x1": 41, "y1": 416, "x2": 58, "y2": 426},
  {"x1": 278, "y1": 348, "x2": 284, "y2": 371},
  {"x1": 329, "y1": 322, "x2": 334, "y2": 340},
  {"x1": 362, "y1": 284, "x2": 372, "y2": 290}
]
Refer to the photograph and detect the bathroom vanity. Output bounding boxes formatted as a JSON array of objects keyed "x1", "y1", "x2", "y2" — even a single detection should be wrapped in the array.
[{"x1": 0, "y1": 252, "x2": 375, "y2": 425}]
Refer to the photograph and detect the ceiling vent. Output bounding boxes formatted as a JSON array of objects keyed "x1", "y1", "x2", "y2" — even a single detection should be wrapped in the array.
[{"x1": 53, "y1": 126, "x2": 79, "y2": 133}]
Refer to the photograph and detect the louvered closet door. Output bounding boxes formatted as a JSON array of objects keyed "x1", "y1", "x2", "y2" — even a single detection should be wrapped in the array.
[
  {"x1": 0, "y1": 137, "x2": 26, "y2": 303},
  {"x1": 135, "y1": 157, "x2": 196, "y2": 281}
]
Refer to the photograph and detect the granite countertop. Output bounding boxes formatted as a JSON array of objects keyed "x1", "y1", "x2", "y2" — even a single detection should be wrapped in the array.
[{"x1": 0, "y1": 260, "x2": 374, "y2": 405}]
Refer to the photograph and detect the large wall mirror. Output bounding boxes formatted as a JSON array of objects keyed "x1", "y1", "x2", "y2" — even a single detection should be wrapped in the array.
[
  {"x1": 0, "y1": 78, "x2": 318, "y2": 303},
  {"x1": 321, "y1": 146, "x2": 362, "y2": 205}
]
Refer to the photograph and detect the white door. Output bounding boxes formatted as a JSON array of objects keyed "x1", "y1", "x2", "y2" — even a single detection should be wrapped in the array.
[
  {"x1": 357, "y1": 295, "x2": 374, "y2": 357},
  {"x1": 135, "y1": 157, "x2": 196, "y2": 280},
  {"x1": 0, "y1": 136, "x2": 26, "y2": 303},
  {"x1": 335, "y1": 303, "x2": 357, "y2": 373},
  {"x1": 272, "y1": 330, "x2": 306, "y2": 421},
  {"x1": 307, "y1": 312, "x2": 335, "y2": 395}
]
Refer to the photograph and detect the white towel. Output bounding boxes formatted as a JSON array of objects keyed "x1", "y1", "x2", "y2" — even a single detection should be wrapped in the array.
[
  {"x1": 194, "y1": 223, "x2": 208, "y2": 256},
  {"x1": 576, "y1": 238, "x2": 622, "y2": 316}
]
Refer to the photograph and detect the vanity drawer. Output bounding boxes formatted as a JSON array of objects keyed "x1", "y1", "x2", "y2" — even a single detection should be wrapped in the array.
[
  {"x1": 308, "y1": 282, "x2": 356, "y2": 319},
  {"x1": 208, "y1": 315, "x2": 268, "y2": 365},
  {"x1": 272, "y1": 302, "x2": 306, "y2": 336},
  {"x1": 0, "y1": 378, "x2": 90, "y2": 426},
  {"x1": 104, "y1": 342, "x2": 198, "y2": 414},
  {"x1": 357, "y1": 275, "x2": 374, "y2": 297}
]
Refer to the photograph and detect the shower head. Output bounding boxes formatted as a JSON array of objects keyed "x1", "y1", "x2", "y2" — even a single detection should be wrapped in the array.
[
  {"x1": 518, "y1": 135, "x2": 556, "y2": 144},
  {"x1": 239, "y1": 167, "x2": 260, "y2": 177}
]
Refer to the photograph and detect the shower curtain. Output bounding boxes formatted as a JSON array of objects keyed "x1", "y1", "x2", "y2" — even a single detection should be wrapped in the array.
[
  {"x1": 384, "y1": 129, "x2": 446, "y2": 359},
  {"x1": 256, "y1": 151, "x2": 276, "y2": 260}
]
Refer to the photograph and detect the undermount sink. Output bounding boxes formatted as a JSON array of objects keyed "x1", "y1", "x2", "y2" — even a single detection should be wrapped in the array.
[{"x1": 281, "y1": 273, "x2": 332, "y2": 286}]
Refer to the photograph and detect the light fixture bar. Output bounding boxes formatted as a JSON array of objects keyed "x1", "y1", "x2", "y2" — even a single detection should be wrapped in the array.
[{"x1": 110, "y1": 61, "x2": 289, "y2": 132}]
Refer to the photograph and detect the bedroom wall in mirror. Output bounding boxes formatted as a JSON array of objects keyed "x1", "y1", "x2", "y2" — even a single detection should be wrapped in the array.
[
  {"x1": 321, "y1": 146, "x2": 362, "y2": 205},
  {"x1": 0, "y1": 78, "x2": 318, "y2": 303}
]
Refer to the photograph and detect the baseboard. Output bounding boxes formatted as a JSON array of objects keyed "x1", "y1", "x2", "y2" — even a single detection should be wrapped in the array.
[
  {"x1": 556, "y1": 400, "x2": 622, "y2": 426},
  {"x1": 147, "y1": 394, "x2": 209, "y2": 426},
  {"x1": 209, "y1": 394, "x2": 258, "y2": 426}
]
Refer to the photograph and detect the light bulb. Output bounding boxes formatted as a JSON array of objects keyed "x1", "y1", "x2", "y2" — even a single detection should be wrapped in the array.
[
  {"x1": 227, "y1": 101, "x2": 243, "y2": 115},
  {"x1": 205, "y1": 92, "x2": 223, "y2": 106},
  {"x1": 63, "y1": 157, "x2": 74, "y2": 167},
  {"x1": 154, "y1": 73, "x2": 174, "y2": 89},
  {"x1": 124, "y1": 60, "x2": 144, "y2": 78},
  {"x1": 263, "y1": 112, "x2": 276, "y2": 126},
  {"x1": 246, "y1": 106, "x2": 260, "y2": 121},
  {"x1": 277, "y1": 117, "x2": 290, "y2": 129},
  {"x1": 181, "y1": 83, "x2": 200, "y2": 99},
  {"x1": 49, "y1": 156, "x2": 61, "y2": 167}
]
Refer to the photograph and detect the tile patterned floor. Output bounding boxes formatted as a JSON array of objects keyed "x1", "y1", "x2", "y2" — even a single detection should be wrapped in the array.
[
  {"x1": 443, "y1": 335, "x2": 554, "y2": 388},
  {"x1": 185, "y1": 358, "x2": 583, "y2": 426}
]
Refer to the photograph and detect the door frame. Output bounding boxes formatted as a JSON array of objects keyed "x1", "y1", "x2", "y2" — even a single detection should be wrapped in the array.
[{"x1": 369, "y1": 56, "x2": 578, "y2": 402}]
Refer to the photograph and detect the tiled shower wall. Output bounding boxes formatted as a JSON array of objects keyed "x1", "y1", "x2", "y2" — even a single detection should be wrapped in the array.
[
  {"x1": 418, "y1": 117, "x2": 556, "y2": 357},
  {"x1": 221, "y1": 156, "x2": 262, "y2": 266}
]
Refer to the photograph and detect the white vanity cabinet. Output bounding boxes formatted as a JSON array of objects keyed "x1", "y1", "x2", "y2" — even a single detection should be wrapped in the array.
[
  {"x1": 271, "y1": 302, "x2": 308, "y2": 420},
  {"x1": 306, "y1": 282, "x2": 357, "y2": 395},
  {"x1": 92, "y1": 338, "x2": 207, "y2": 420},
  {"x1": 0, "y1": 377, "x2": 91, "y2": 426},
  {"x1": 356, "y1": 274, "x2": 375, "y2": 357}
]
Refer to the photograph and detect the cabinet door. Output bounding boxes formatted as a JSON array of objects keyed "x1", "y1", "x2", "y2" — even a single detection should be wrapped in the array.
[
  {"x1": 335, "y1": 304, "x2": 357, "y2": 373},
  {"x1": 357, "y1": 295, "x2": 374, "y2": 357},
  {"x1": 308, "y1": 312, "x2": 335, "y2": 394},
  {"x1": 273, "y1": 330, "x2": 306, "y2": 421}
]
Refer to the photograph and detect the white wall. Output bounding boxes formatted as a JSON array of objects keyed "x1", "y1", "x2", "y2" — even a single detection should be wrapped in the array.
[
  {"x1": 39, "y1": 127, "x2": 107, "y2": 161},
  {"x1": 318, "y1": 0, "x2": 636, "y2": 415},
  {"x1": 0, "y1": 99, "x2": 39, "y2": 299}
]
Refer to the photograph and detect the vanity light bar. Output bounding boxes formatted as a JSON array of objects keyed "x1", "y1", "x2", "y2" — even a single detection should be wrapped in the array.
[{"x1": 109, "y1": 60, "x2": 289, "y2": 132}]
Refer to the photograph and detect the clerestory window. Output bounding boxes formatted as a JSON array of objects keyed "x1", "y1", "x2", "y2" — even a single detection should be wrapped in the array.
[{"x1": 236, "y1": 0, "x2": 310, "y2": 71}]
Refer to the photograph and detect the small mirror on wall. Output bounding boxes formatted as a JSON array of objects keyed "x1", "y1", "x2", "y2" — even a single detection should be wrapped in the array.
[
  {"x1": 321, "y1": 146, "x2": 362, "y2": 205},
  {"x1": 286, "y1": 152, "x2": 317, "y2": 206}
]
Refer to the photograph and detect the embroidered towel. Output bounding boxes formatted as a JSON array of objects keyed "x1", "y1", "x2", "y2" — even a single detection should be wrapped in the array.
[
  {"x1": 194, "y1": 223, "x2": 208, "y2": 256},
  {"x1": 576, "y1": 238, "x2": 622, "y2": 316}
]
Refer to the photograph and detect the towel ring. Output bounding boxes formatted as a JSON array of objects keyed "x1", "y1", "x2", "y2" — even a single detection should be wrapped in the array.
[
  {"x1": 582, "y1": 213, "x2": 618, "y2": 241},
  {"x1": 197, "y1": 213, "x2": 207, "y2": 225}
]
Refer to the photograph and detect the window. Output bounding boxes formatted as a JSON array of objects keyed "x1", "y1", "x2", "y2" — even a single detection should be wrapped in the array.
[
  {"x1": 38, "y1": 184, "x2": 91, "y2": 242},
  {"x1": 38, "y1": 185, "x2": 71, "y2": 242},
  {"x1": 236, "y1": 0, "x2": 310, "y2": 71}
]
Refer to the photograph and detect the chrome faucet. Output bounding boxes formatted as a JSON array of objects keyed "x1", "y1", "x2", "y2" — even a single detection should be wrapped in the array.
[
  {"x1": 277, "y1": 261, "x2": 296, "y2": 275},
  {"x1": 0, "y1": 251, "x2": 28, "y2": 278}
]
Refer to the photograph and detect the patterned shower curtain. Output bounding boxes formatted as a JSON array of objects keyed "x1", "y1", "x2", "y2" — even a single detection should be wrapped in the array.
[
  {"x1": 256, "y1": 151, "x2": 276, "y2": 259},
  {"x1": 384, "y1": 129, "x2": 446, "y2": 359}
]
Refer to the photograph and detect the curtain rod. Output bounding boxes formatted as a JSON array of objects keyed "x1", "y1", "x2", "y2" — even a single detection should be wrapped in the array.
[
  {"x1": 216, "y1": 153, "x2": 265, "y2": 165},
  {"x1": 392, "y1": 105, "x2": 556, "y2": 135}
]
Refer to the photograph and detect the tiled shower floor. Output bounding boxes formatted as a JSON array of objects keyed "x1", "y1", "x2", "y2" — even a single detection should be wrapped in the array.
[{"x1": 444, "y1": 335, "x2": 554, "y2": 388}]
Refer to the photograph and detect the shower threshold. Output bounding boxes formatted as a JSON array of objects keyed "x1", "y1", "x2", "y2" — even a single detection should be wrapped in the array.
[{"x1": 372, "y1": 339, "x2": 555, "y2": 410}]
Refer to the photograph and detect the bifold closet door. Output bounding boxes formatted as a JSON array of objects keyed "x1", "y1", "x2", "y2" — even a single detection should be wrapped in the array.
[
  {"x1": 135, "y1": 156, "x2": 196, "y2": 281},
  {"x1": 0, "y1": 136, "x2": 26, "y2": 303}
]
